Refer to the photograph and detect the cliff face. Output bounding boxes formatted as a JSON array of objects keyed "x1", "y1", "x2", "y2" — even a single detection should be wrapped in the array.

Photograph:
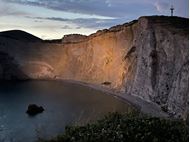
[
  {"x1": 125, "y1": 17, "x2": 188, "y2": 118},
  {"x1": 0, "y1": 16, "x2": 188, "y2": 118}
]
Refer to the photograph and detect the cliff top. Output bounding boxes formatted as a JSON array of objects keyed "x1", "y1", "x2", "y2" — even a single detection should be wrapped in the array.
[
  {"x1": 141, "y1": 16, "x2": 188, "y2": 34},
  {"x1": 0, "y1": 16, "x2": 188, "y2": 43},
  {"x1": 141, "y1": 16, "x2": 188, "y2": 28},
  {"x1": 60, "y1": 16, "x2": 188, "y2": 44}
]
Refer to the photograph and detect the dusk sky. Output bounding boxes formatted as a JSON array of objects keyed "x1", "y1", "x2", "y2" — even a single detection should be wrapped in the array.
[{"x1": 0, "y1": 0, "x2": 188, "y2": 39}]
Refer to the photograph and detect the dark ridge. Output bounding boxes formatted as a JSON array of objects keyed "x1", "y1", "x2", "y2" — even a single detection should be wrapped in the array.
[
  {"x1": 43, "y1": 39, "x2": 62, "y2": 43},
  {"x1": 0, "y1": 30, "x2": 42, "y2": 42},
  {"x1": 142, "y1": 16, "x2": 189, "y2": 31}
]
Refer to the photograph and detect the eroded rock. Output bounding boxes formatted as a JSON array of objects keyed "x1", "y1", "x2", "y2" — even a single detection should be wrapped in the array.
[{"x1": 26, "y1": 104, "x2": 44, "y2": 116}]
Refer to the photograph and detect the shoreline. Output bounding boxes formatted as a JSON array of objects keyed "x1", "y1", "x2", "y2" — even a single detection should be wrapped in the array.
[
  {"x1": 0, "y1": 78, "x2": 168, "y2": 118},
  {"x1": 57, "y1": 79, "x2": 168, "y2": 118}
]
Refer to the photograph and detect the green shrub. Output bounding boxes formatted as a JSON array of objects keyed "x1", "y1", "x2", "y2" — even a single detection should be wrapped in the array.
[{"x1": 40, "y1": 112, "x2": 188, "y2": 142}]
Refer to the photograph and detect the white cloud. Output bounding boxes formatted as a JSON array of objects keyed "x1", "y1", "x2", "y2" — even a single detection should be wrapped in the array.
[
  {"x1": 105, "y1": 0, "x2": 112, "y2": 7},
  {"x1": 155, "y1": 1, "x2": 170, "y2": 13},
  {"x1": 28, "y1": 16, "x2": 128, "y2": 29},
  {"x1": 0, "y1": 0, "x2": 28, "y2": 16},
  {"x1": 3, "y1": 0, "x2": 158, "y2": 18},
  {"x1": 1, "y1": 0, "x2": 189, "y2": 18}
]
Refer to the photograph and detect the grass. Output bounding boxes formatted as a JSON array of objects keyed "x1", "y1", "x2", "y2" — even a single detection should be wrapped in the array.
[{"x1": 39, "y1": 112, "x2": 188, "y2": 142}]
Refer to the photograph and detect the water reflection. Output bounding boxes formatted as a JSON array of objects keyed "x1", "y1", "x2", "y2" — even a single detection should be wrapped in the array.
[{"x1": 0, "y1": 81, "x2": 134, "y2": 142}]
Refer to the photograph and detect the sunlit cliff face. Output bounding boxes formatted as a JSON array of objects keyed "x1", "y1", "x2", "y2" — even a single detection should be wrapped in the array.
[
  {"x1": 0, "y1": 16, "x2": 188, "y2": 118},
  {"x1": 60, "y1": 23, "x2": 136, "y2": 89},
  {"x1": 46, "y1": 27, "x2": 134, "y2": 89},
  {"x1": 0, "y1": 20, "x2": 137, "y2": 90}
]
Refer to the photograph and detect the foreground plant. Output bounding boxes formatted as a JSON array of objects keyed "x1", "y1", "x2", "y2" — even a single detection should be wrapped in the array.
[{"x1": 40, "y1": 112, "x2": 188, "y2": 142}]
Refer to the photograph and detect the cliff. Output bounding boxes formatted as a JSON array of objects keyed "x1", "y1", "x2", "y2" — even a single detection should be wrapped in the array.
[{"x1": 0, "y1": 16, "x2": 188, "y2": 118}]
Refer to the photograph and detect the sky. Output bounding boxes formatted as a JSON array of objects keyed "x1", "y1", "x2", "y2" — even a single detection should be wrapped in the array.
[{"x1": 0, "y1": 0, "x2": 188, "y2": 39}]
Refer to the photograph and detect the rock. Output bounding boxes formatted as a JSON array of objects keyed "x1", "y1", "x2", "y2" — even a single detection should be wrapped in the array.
[
  {"x1": 0, "y1": 51, "x2": 28, "y2": 80},
  {"x1": 26, "y1": 104, "x2": 44, "y2": 116},
  {"x1": 62, "y1": 34, "x2": 87, "y2": 43},
  {"x1": 0, "y1": 16, "x2": 188, "y2": 118},
  {"x1": 102, "y1": 82, "x2": 111, "y2": 85}
]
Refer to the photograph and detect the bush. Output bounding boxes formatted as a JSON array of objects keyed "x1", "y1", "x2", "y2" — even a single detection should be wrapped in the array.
[{"x1": 40, "y1": 112, "x2": 188, "y2": 142}]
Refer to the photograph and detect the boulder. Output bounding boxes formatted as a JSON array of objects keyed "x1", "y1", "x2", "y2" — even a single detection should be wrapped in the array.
[{"x1": 26, "y1": 104, "x2": 44, "y2": 116}]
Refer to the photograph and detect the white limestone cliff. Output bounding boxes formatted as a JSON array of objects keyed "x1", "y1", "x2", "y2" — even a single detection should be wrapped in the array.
[{"x1": 0, "y1": 16, "x2": 188, "y2": 118}]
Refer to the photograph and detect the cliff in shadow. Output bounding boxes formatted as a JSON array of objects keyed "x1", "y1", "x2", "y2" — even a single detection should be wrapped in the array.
[
  {"x1": 0, "y1": 51, "x2": 28, "y2": 80},
  {"x1": 0, "y1": 16, "x2": 188, "y2": 119}
]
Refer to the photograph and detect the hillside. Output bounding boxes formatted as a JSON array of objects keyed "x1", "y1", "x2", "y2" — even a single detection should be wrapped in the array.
[
  {"x1": 0, "y1": 16, "x2": 188, "y2": 119},
  {"x1": 0, "y1": 30, "x2": 42, "y2": 42}
]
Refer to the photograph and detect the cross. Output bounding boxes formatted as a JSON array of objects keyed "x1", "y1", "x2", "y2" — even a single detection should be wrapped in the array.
[{"x1": 170, "y1": 5, "x2": 174, "y2": 16}]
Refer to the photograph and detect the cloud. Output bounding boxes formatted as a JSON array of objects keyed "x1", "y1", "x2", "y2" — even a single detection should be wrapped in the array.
[
  {"x1": 0, "y1": 0, "x2": 29, "y2": 16},
  {"x1": 3, "y1": 0, "x2": 157, "y2": 18},
  {"x1": 154, "y1": 0, "x2": 188, "y2": 17},
  {"x1": 27, "y1": 16, "x2": 128, "y2": 29},
  {"x1": 155, "y1": 1, "x2": 170, "y2": 13},
  {"x1": 1, "y1": 0, "x2": 189, "y2": 19},
  {"x1": 61, "y1": 25, "x2": 73, "y2": 29},
  {"x1": 1, "y1": 0, "x2": 188, "y2": 39}
]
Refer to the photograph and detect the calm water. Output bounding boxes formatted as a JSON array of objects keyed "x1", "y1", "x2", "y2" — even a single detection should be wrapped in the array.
[{"x1": 0, "y1": 81, "x2": 134, "y2": 142}]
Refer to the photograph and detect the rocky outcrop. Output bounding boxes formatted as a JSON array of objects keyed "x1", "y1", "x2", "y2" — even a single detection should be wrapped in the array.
[
  {"x1": 62, "y1": 34, "x2": 87, "y2": 43},
  {"x1": 0, "y1": 16, "x2": 188, "y2": 119},
  {"x1": 26, "y1": 104, "x2": 44, "y2": 116}
]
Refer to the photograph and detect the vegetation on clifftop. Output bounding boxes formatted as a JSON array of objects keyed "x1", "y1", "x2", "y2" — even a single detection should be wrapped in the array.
[{"x1": 40, "y1": 112, "x2": 188, "y2": 142}]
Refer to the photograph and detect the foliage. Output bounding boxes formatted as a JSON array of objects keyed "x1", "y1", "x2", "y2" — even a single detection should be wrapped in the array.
[{"x1": 40, "y1": 112, "x2": 188, "y2": 142}]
